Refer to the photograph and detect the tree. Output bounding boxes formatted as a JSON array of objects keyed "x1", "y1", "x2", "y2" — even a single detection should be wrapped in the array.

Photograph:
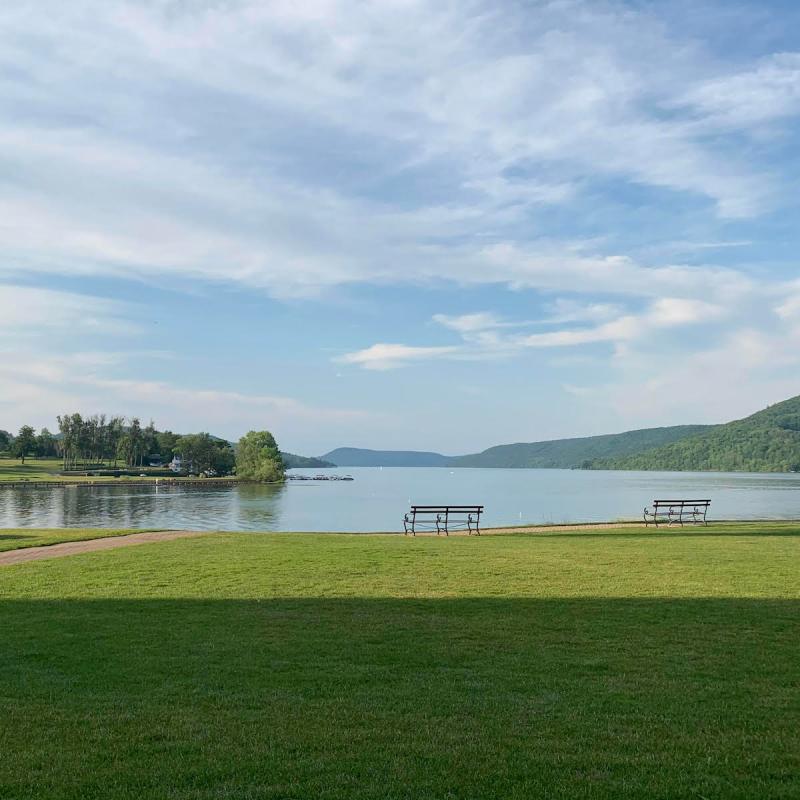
[
  {"x1": 143, "y1": 420, "x2": 158, "y2": 464},
  {"x1": 211, "y1": 439, "x2": 236, "y2": 476},
  {"x1": 172, "y1": 433, "x2": 234, "y2": 475},
  {"x1": 106, "y1": 417, "x2": 124, "y2": 467},
  {"x1": 128, "y1": 418, "x2": 142, "y2": 467},
  {"x1": 173, "y1": 433, "x2": 198, "y2": 472},
  {"x1": 116, "y1": 435, "x2": 133, "y2": 467},
  {"x1": 36, "y1": 428, "x2": 57, "y2": 458},
  {"x1": 236, "y1": 431, "x2": 285, "y2": 482},
  {"x1": 0, "y1": 430, "x2": 11, "y2": 453},
  {"x1": 57, "y1": 413, "x2": 79, "y2": 470},
  {"x1": 13, "y1": 425, "x2": 36, "y2": 464},
  {"x1": 156, "y1": 430, "x2": 179, "y2": 462}
]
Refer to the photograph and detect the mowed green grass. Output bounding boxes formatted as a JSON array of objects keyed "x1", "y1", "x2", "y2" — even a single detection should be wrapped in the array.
[
  {"x1": 1, "y1": 524, "x2": 799, "y2": 799},
  {"x1": 0, "y1": 458, "x2": 236, "y2": 483},
  {"x1": 0, "y1": 528, "x2": 142, "y2": 552},
  {"x1": 0, "y1": 457, "x2": 144, "y2": 483},
  {"x1": 0, "y1": 457, "x2": 66, "y2": 482}
]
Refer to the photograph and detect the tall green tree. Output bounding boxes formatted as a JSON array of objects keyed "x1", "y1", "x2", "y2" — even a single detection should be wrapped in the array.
[
  {"x1": 172, "y1": 433, "x2": 234, "y2": 475},
  {"x1": 156, "y1": 430, "x2": 179, "y2": 462},
  {"x1": 142, "y1": 420, "x2": 158, "y2": 464},
  {"x1": 107, "y1": 417, "x2": 125, "y2": 467},
  {"x1": 57, "y1": 413, "x2": 78, "y2": 469},
  {"x1": 36, "y1": 428, "x2": 57, "y2": 457},
  {"x1": 236, "y1": 431, "x2": 285, "y2": 482},
  {"x1": 116, "y1": 435, "x2": 133, "y2": 467},
  {"x1": 127, "y1": 418, "x2": 142, "y2": 467},
  {"x1": 13, "y1": 425, "x2": 36, "y2": 464},
  {"x1": 0, "y1": 430, "x2": 12, "y2": 453}
]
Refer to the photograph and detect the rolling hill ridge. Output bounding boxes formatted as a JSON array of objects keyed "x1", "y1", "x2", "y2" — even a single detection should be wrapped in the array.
[
  {"x1": 592, "y1": 395, "x2": 800, "y2": 472},
  {"x1": 320, "y1": 424, "x2": 714, "y2": 469},
  {"x1": 317, "y1": 395, "x2": 800, "y2": 472}
]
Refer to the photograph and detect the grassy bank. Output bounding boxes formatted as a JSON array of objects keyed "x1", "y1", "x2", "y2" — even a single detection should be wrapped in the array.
[
  {"x1": 1, "y1": 524, "x2": 799, "y2": 798},
  {"x1": 0, "y1": 457, "x2": 236, "y2": 484},
  {"x1": 0, "y1": 528, "x2": 143, "y2": 552}
]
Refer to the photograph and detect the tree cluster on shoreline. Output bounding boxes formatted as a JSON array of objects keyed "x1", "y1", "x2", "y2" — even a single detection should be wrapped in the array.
[{"x1": 1, "y1": 415, "x2": 285, "y2": 482}]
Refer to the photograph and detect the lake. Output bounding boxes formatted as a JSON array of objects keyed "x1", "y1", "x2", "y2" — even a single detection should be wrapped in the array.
[{"x1": 2, "y1": 467, "x2": 800, "y2": 531}]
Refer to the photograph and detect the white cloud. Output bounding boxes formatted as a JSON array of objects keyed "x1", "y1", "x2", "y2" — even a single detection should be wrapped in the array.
[
  {"x1": 0, "y1": 0, "x2": 792, "y2": 301},
  {"x1": 582, "y1": 325, "x2": 800, "y2": 428},
  {"x1": 0, "y1": 284, "x2": 137, "y2": 334},
  {"x1": 0, "y1": 350, "x2": 381, "y2": 447},
  {"x1": 337, "y1": 343, "x2": 461, "y2": 371},
  {"x1": 341, "y1": 296, "x2": 732, "y2": 368},
  {"x1": 544, "y1": 299, "x2": 624, "y2": 325},
  {"x1": 432, "y1": 312, "x2": 508, "y2": 333},
  {"x1": 678, "y1": 53, "x2": 800, "y2": 129}
]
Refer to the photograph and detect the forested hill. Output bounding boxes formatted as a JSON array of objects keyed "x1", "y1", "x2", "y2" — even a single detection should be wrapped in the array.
[
  {"x1": 321, "y1": 425, "x2": 712, "y2": 468},
  {"x1": 280, "y1": 452, "x2": 335, "y2": 469},
  {"x1": 592, "y1": 396, "x2": 800, "y2": 472},
  {"x1": 321, "y1": 448, "x2": 451, "y2": 467},
  {"x1": 449, "y1": 425, "x2": 714, "y2": 468}
]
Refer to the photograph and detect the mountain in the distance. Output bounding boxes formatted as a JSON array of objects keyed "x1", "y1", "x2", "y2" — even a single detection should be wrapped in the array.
[
  {"x1": 321, "y1": 448, "x2": 451, "y2": 467},
  {"x1": 280, "y1": 452, "x2": 335, "y2": 469},
  {"x1": 448, "y1": 425, "x2": 715, "y2": 469},
  {"x1": 593, "y1": 395, "x2": 800, "y2": 472},
  {"x1": 320, "y1": 425, "x2": 713, "y2": 469}
]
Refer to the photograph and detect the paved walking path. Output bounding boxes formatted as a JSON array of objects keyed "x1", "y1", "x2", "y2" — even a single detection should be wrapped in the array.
[{"x1": 0, "y1": 530, "x2": 207, "y2": 566}]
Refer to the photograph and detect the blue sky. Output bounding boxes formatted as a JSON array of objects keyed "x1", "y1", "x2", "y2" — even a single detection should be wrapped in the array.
[{"x1": 2, "y1": 0, "x2": 800, "y2": 455}]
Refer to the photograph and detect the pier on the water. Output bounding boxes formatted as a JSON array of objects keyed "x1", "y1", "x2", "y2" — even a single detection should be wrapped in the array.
[{"x1": 287, "y1": 474, "x2": 354, "y2": 481}]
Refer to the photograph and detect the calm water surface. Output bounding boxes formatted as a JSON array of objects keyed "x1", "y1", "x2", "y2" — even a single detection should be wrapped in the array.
[{"x1": 2, "y1": 468, "x2": 800, "y2": 531}]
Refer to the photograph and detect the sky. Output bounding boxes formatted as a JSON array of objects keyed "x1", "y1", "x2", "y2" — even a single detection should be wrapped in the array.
[{"x1": 2, "y1": 0, "x2": 800, "y2": 455}]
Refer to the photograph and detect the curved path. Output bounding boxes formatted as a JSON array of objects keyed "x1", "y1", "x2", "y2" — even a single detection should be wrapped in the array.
[{"x1": 0, "y1": 530, "x2": 207, "y2": 566}]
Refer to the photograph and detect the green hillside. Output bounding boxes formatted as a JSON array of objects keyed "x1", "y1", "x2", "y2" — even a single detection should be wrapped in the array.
[
  {"x1": 280, "y1": 452, "x2": 335, "y2": 469},
  {"x1": 451, "y1": 425, "x2": 714, "y2": 469},
  {"x1": 320, "y1": 448, "x2": 451, "y2": 467},
  {"x1": 594, "y1": 396, "x2": 800, "y2": 472}
]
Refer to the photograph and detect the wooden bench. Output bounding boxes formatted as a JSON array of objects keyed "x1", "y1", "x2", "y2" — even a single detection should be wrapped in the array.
[
  {"x1": 644, "y1": 499, "x2": 710, "y2": 527},
  {"x1": 403, "y1": 505, "x2": 483, "y2": 536}
]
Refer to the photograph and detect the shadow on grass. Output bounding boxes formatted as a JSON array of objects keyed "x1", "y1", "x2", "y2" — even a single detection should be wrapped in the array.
[
  {"x1": 0, "y1": 534, "x2": 30, "y2": 541},
  {"x1": 1, "y1": 597, "x2": 798, "y2": 800}
]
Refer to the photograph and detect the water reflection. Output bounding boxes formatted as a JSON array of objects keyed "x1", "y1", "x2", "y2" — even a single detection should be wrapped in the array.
[
  {"x1": 0, "y1": 484, "x2": 286, "y2": 532},
  {"x1": 1, "y1": 468, "x2": 800, "y2": 531}
]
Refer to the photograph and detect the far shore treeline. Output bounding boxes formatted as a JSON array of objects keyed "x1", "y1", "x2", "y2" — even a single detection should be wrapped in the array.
[{"x1": 0, "y1": 415, "x2": 285, "y2": 482}]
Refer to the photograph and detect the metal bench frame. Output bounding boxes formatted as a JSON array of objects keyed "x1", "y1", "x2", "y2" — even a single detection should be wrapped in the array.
[
  {"x1": 403, "y1": 505, "x2": 483, "y2": 536},
  {"x1": 644, "y1": 499, "x2": 710, "y2": 527}
]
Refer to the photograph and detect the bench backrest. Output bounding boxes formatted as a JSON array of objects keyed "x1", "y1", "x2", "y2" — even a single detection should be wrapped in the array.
[
  {"x1": 411, "y1": 506, "x2": 483, "y2": 514},
  {"x1": 652, "y1": 500, "x2": 710, "y2": 507}
]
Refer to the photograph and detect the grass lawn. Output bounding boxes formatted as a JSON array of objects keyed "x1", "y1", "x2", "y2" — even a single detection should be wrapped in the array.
[
  {"x1": 1, "y1": 523, "x2": 799, "y2": 799},
  {"x1": 0, "y1": 528, "x2": 142, "y2": 552},
  {"x1": 0, "y1": 457, "x2": 68, "y2": 482},
  {"x1": 0, "y1": 457, "x2": 236, "y2": 483},
  {"x1": 0, "y1": 457, "x2": 152, "y2": 483}
]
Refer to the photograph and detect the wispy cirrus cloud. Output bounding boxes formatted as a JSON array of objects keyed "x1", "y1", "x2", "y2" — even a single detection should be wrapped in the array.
[
  {"x1": 0, "y1": 0, "x2": 796, "y2": 300},
  {"x1": 337, "y1": 343, "x2": 461, "y2": 371},
  {"x1": 340, "y1": 297, "x2": 731, "y2": 369},
  {"x1": 0, "y1": 284, "x2": 138, "y2": 334}
]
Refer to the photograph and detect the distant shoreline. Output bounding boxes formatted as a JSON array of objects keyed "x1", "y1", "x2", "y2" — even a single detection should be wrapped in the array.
[{"x1": 0, "y1": 477, "x2": 281, "y2": 489}]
